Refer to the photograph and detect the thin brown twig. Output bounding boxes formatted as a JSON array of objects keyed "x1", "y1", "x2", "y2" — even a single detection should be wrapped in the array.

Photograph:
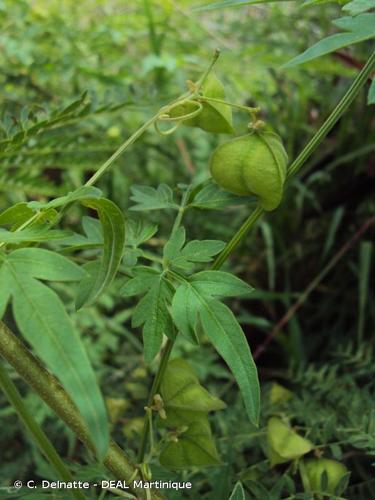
[
  {"x1": 333, "y1": 52, "x2": 375, "y2": 79},
  {"x1": 253, "y1": 214, "x2": 375, "y2": 361},
  {"x1": 175, "y1": 137, "x2": 196, "y2": 174}
]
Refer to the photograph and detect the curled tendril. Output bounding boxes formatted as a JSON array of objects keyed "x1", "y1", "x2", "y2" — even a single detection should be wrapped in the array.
[
  {"x1": 154, "y1": 99, "x2": 203, "y2": 136},
  {"x1": 154, "y1": 120, "x2": 181, "y2": 136},
  {"x1": 158, "y1": 99, "x2": 203, "y2": 122}
]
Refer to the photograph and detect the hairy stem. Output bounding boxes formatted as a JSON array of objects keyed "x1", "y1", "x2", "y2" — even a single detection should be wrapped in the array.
[
  {"x1": 0, "y1": 321, "x2": 163, "y2": 500},
  {"x1": 0, "y1": 51, "x2": 223, "y2": 494},
  {"x1": 138, "y1": 49, "x2": 375, "y2": 461},
  {"x1": 0, "y1": 363, "x2": 86, "y2": 500}
]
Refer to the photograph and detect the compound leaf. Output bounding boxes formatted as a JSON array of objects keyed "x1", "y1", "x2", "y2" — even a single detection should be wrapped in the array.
[
  {"x1": 125, "y1": 219, "x2": 158, "y2": 247},
  {"x1": 343, "y1": 0, "x2": 375, "y2": 15},
  {"x1": 172, "y1": 276, "x2": 259, "y2": 425},
  {"x1": 7, "y1": 248, "x2": 85, "y2": 281},
  {"x1": 171, "y1": 281, "x2": 201, "y2": 344},
  {"x1": 163, "y1": 228, "x2": 225, "y2": 271},
  {"x1": 191, "y1": 271, "x2": 253, "y2": 298},
  {"x1": 191, "y1": 181, "x2": 255, "y2": 210},
  {"x1": 2, "y1": 261, "x2": 109, "y2": 458},
  {"x1": 284, "y1": 14, "x2": 375, "y2": 67},
  {"x1": 76, "y1": 198, "x2": 125, "y2": 309},
  {"x1": 163, "y1": 227, "x2": 186, "y2": 262},
  {"x1": 120, "y1": 267, "x2": 161, "y2": 297},
  {"x1": 199, "y1": 300, "x2": 260, "y2": 425},
  {"x1": 0, "y1": 202, "x2": 34, "y2": 229},
  {"x1": 0, "y1": 228, "x2": 70, "y2": 243},
  {"x1": 130, "y1": 184, "x2": 178, "y2": 211},
  {"x1": 132, "y1": 276, "x2": 174, "y2": 363}
]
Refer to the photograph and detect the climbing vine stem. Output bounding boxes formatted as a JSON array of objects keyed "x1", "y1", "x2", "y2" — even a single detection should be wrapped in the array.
[{"x1": 137, "y1": 49, "x2": 375, "y2": 463}]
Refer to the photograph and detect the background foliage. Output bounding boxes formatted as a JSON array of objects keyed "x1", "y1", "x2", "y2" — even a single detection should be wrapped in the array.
[{"x1": 0, "y1": 0, "x2": 374, "y2": 499}]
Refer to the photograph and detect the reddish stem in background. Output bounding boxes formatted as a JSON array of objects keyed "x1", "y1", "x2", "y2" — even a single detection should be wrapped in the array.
[
  {"x1": 175, "y1": 137, "x2": 196, "y2": 173},
  {"x1": 334, "y1": 51, "x2": 375, "y2": 80},
  {"x1": 253, "y1": 215, "x2": 375, "y2": 361}
]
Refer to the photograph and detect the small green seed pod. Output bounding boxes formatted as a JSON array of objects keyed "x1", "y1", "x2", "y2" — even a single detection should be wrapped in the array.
[
  {"x1": 300, "y1": 458, "x2": 348, "y2": 496},
  {"x1": 209, "y1": 131, "x2": 288, "y2": 211},
  {"x1": 266, "y1": 417, "x2": 313, "y2": 466},
  {"x1": 169, "y1": 73, "x2": 233, "y2": 134}
]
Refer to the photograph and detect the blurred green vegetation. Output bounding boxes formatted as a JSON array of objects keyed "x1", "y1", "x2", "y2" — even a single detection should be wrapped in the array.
[{"x1": 0, "y1": 0, "x2": 374, "y2": 499}]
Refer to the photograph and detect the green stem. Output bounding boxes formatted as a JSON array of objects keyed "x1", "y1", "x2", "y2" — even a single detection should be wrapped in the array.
[
  {"x1": 84, "y1": 113, "x2": 164, "y2": 187},
  {"x1": 137, "y1": 49, "x2": 375, "y2": 461},
  {"x1": 137, "y1": 338, "x2": 174, "y2": 463},
  {"x1": 143, "y1": 0, "x2": 160, "y2": 55},
  {"x1": 138, "y1": 192, "x2": 190, "y2": 463},
  {"x1": 0, "y1": 52, "x2": 222, "y2": 250},
  {"x1": 137, "y1": 189, "x2": 194, "y2": 462},
  {"x1": 0, "y1": 212, "x2": 40, "y2": 250},
  {"x1": 0, "y1": 364, "x2": 85, "y2": 500},
  {"x1": 0, "y1": 113, "x2": 167, "y2": 245},
  {"x1": 0, "y1": 321, "x2": 164, "y2": 500},
  {"x1": 287, "y1": 50, "x2": 375, "y2": 180},
  {"x1": 0, "y1": 52, "x2": 222, "y2": 492},
  {"x1": 195, "y1": 49, "x2": 221, "y2": 92},
  {"x1": 211, "y1": 206, "x2": 263, "y2": 269},
  {"x1": 212, "y1": 49, "x2": 375, "y2": 268},
  {"x1": 170, "y1": 188, "x2": 191, "y2": 235},
  {"x1": 85, "y1": 50, "x2": 221, "y2": 188}
]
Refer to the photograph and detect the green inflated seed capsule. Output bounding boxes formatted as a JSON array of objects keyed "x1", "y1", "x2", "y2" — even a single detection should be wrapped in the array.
[
  {"x1": 300, "y1": 458, "x2": 348, "y2": 497},
  {"x1": 266, "y1": 417, "x2": 313, "y2": 466},
  {"x1": 168, "y1": 73, "x2": 233, "y2": 134},
  {"x1": 209, "y1": 131, "x2": 288, "y2": 210}
]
